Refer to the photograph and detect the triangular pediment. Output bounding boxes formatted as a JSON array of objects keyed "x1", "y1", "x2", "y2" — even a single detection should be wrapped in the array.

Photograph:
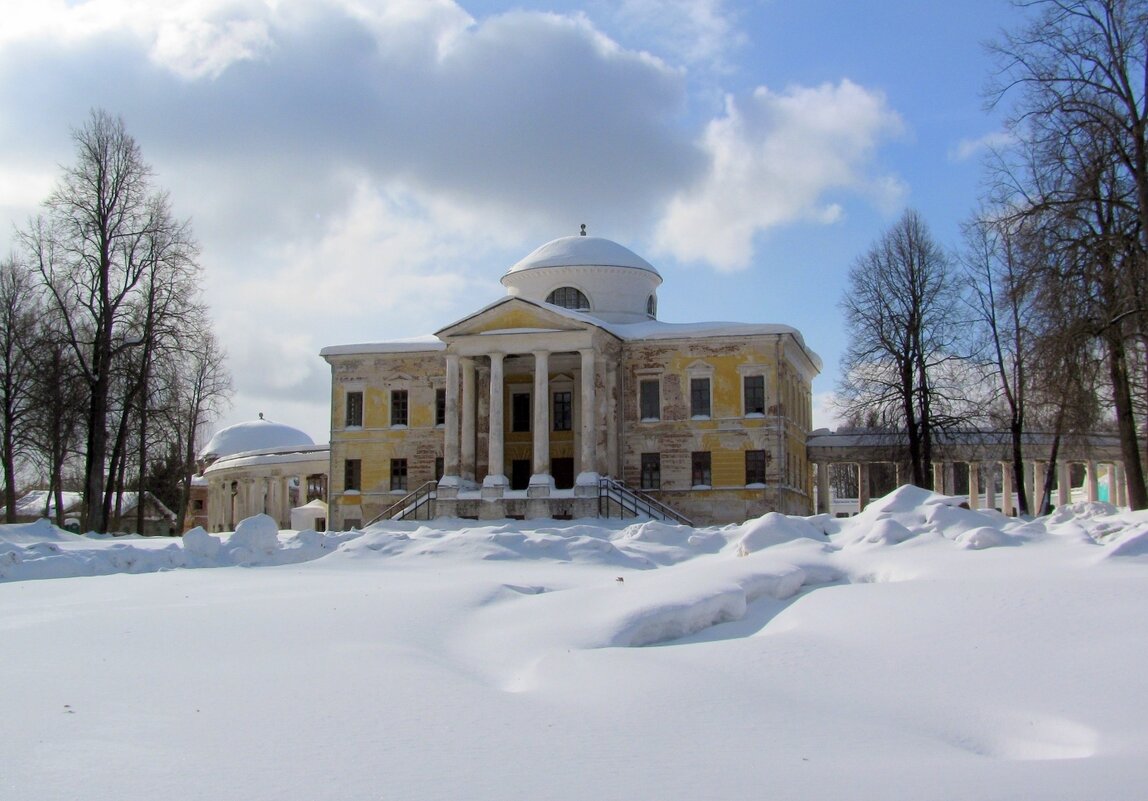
[{"x1": 436, "y1": 297, "x2": 603, "y2": 339}]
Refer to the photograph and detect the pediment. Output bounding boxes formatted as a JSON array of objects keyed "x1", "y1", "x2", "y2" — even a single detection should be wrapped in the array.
[{"x1": 436, "y1": 297, "x2": 600, "y2": 340}]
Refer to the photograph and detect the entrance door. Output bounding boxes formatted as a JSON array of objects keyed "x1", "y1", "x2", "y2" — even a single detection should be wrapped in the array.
[
  {"x1": 511, "y1": 459, "x2": 531, "y2": 490},
  {"x1": 552, "y1": 457, "x2": 574, "y2": 490}
]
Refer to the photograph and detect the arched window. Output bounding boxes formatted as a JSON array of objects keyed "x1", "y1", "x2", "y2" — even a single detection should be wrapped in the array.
[
  {"x1": 546, "y1": 286, "x2": 590, "y2": 310},
  {"x1": 646, "y1": 294, "x2": 657, "y2": 318}
]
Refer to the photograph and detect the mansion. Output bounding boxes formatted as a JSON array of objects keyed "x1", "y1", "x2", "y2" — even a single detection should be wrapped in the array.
[{"x1": 319, "y1": 232, "x2": 821, "y2": 527}]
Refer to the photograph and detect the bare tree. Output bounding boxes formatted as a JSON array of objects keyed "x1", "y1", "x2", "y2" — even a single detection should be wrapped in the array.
[
  {"x1": 838, "y1": 209, "x2": 966, "y2": 488},
  {"x1": 989, "y1": 0, "x2": 1148, "y2": 508},
  {"x1": 19, "y1": 110, "x2": 202, "y2": 531},
  {"x1": 0, "y1": 256, "x2": 40, "y2": 520}
]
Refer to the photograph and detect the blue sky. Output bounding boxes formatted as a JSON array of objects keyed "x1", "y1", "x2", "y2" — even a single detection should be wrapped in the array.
[{"x1": 0, "y1": 0, "x2": 1022, "y2": 443}]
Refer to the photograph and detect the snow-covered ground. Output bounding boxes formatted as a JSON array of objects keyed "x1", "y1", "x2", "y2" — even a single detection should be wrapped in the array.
[{"x1": 3, "y1": 487, "x2": 1148, "y2": 801}]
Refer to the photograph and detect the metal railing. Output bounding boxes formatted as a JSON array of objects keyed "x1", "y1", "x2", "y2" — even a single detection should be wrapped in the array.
[
  {"x1": 597, "y1": 477, "x2": 692, "y2": 526},
  {"x1": 364, "y1": 480, "x2": 438, "y2": 526}
]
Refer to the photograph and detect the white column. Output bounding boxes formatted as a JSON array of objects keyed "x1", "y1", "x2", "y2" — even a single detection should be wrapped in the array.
[
  {"x1": 932, "y1": 462, "x2": 944, "y2": 494},
  {"x1": 483, "y1": 353, "x2": 508, "y2": 492},
  {"x1": 1057, "y1": 462, "x2": 1071, "y2": 508},
  {"x1": 441, "y1": 353, "x2": 461, "y2": 489},
  {"x1": 1115, "y1": 463, "x2": 1127, "y2": 506},
  {"x1": 985, "y1": 462, "x2": 996, "y2": 511},
  {"x1": 858, "y1": 462, "x2": 870, "y2": 511},
  {"x1": 529, "y1": 349, "x2": 553, "y2": 494},
  {"x1": 1087, "y1": 460, "x2": 1099, "y2": 502},
  {"x1": 1001, "y1": 462, "x2": 1014, "y2": 516},
  {"x1": 816, "y1": 462, "x2": 831, "y2": 515},
  {"x1": 1032, "y1": 461, "x2": 1045, "y2": 513},
  {"x1": 968, "y1": 462, "x2": 980, "y2": 509},
  {"x1": 461, "y1": 358, "x2": 476, "y2": 484},
  {"x1": 1024, "y1": 461, "x2": 1036, "y2": 514},
  {"x1": 577, "y1": 348, "x2": 598, "y2": 488}
]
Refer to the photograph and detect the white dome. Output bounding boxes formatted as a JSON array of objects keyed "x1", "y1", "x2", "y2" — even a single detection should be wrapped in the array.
[
  {"x1": 199, "y1": 416, "x2": 314, "y2": 462},
  {"x1": 503, "y1": 235, "x2": 660, "y2": 278},
  {"x1": 501, "y1": 235, "x2": 662, "y2": 324}
]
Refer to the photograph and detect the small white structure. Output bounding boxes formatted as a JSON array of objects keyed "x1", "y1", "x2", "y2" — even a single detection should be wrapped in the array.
[
  {"x1": 290, "y1": 498, "x2": 328, "y2": 532},
  {"x1": 199, "y1": 415, "x2": 329, "y2": 532}
]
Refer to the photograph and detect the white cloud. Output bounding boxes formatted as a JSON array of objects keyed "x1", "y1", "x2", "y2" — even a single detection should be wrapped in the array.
[
  {"x1": 605, "y1": 0, "x2": 743, "y2": 70},
  {"x1": 653, "y1": 80, "x2": 906, "y2": 271},
  {"x1": 949, "y1": 130, "x2": 1014, "y2": 162}
]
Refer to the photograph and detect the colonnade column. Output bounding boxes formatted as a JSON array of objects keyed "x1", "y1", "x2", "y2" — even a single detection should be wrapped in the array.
[
  {"x1": 441, "y1": 353, "x2": 460, "y2": 491},
  {"x1": 529, "y1": 349, "x2": 553, "y2": 495},
  {"x1": 932, "y1": 462, "x2": 944, "y2": 494},
  {"x1": 1032, "y1": 461, "x2": 1045, "y2": 513},
  {"x1": 1114, "y1": 463, "x2": 1127, "y2": 506},
  {"x1": 483, "y1": 352, "x2": 508, "y2": 495},
  {"x1": 461, "y1": 358, "x2": 476, "y2": 484},
  {"x1": 857, "y1": 462, "x2": 870, "y2": 510},
  {"x1": 576, "y1": 348, "x2": 598, "y2": 492},
  {"x1": 1001, "y1": 462, "x2": 1014, "y2": 516},
  {"x1": 1087, "y1": 460, "x2": 1099, "y2": 502},
  {"x1": 968, "y1": 462, "x2": 980, "y2": 509},
  {"x1": 816, "y1": 462, "x2": 831, "y2": 515},
  {"x1": 1057, "y1": 462, "x2": 1072, "y2": 508},
  {"x1": 985, "y1": 462, "x2": 996, "y2": 510}
]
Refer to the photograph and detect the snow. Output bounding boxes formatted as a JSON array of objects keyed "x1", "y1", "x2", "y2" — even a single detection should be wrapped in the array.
[
  {"x1": 3, "y1": 489, "x2": 1148, "y2": 800},
  {"x1": 199, "y1": 416, "x2": 315, "y2": 461},
  {"x1": 504, "y1": 234, "x2": 661, "y2": 276}
]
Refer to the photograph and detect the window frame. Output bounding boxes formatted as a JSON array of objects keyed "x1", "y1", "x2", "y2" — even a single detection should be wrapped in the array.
[
  {"x1": 553, "y1": 389, "x2": 572, "y2": 432},
  {"x1": 390, "y1": 389, "x2": 409, "y2": 427},
  {"x1": 745, "y1": 450, "x2": 767, "y2": 486},
  {"x1": 435, "y1": 388, "x2": 446, "y2": 427},
  {"x1": 640, "y1": 452, "x2": 661, "y2": 490},
  {"x1": 390, "y1": 458, "x2": 408, "y2": 492},
  {"x1": 345, "y1": 390, "x2": 364, "y2": 428},
  {"x1": 546, "y1": 286, "x2": 591, "y2": 311},
  {"x1": 743, "y1": 374, "x2": 766, "y2": 417},
  {"x1": 690, "y1": 377, "x2": 712, "y2": 419},
  {"x1": 691, "y1": 451, "x2": 712, "y2": 488},
  {"x1": 511, "y1": 391, "x2": 532, "y2": 433},
  {"x1": 344, "y1": 458, "x2": 362, "y2": 492},
  {"x1": 639, "y1": 378, "x2": 660, "y2": 422}
]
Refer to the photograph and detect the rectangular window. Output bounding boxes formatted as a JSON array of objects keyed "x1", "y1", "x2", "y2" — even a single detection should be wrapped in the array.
[
  {"x1": 639, "y1": 379, "x2": 660, "y2": 421},
  {"x1": 553, "y1": 390, "x2": 572, "y2": 431},
  {"x1": 744, "y1": 375, "x2": 765, "y2": 415},
  {"x1": 435, "y1": 388, "x2": 446, "y2": 426},
  {"x1": 512, "y1": 392, "x2": 531, "y2": 432},
  {"x1": 640, "y1": 453, "x2": 661, "y2": 490},
  {"x1": 345, "y1": 390, "x2": 363, "y2": 427},
  {"x1": 690, "y1": 377, "x2": 711, "y2": 418},
  {"x1": 691, "y1": 451, "x2": 712, "y2": 487},
  {"x1": 306, "y1": 474, "x2": 327, "y2": 502},
  {"x1": 745, "y1": 450, "x2": 766, "y2": 485},
  {"x1": 344, "y1": 459, "x2": 361, "y2": 491},
  {"x1": 391, "y1": 389, "x2": 408, "y2": 427},
  {"x1": 390, "y1": 458, "x2": 408, "y2": 492}
]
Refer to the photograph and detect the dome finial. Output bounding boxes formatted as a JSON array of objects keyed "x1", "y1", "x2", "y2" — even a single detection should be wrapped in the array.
[
  {"x1": 258, "y1": 412, "x2": 264, "y2": 420},
  {"x1": 580, "y1": 223, "x2": 587, "y2": 236}
]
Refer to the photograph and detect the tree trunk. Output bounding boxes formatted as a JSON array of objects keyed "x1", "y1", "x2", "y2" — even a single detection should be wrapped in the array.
[{"x1": 1108, "y1": 333, "x2": 1148, "y2": 509}]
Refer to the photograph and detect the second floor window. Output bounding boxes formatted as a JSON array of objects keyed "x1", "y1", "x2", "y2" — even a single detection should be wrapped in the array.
[
  {"x1": 744, "y1": 375, "x2": 765, "y2": 415},
  {"x1": 639, "y1": 379, "x2": 660, "y2": 421},
  {"x1": 691, "y1": 377, "x2": 711, "y2": 418},
  {"x1": 512, "y1": 392, "x2": 531, "y2": 432},
  {"x1": 345, "y1": 391, "x2": 363, "y2": 427},
  {"x1": 391, "y1": 389, "x2": 408, "y2": 426},
  {"x1": 435, "y1": 388, "x2": 446, "y2": 426},
  {"x1": 553, "y1": 391, "x2": 572, "y2": 431}
]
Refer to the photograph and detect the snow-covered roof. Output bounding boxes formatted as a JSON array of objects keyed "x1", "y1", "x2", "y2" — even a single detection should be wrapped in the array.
[
  {"x1": 320, "y1": 335, "x2": 445, "y2": 358},
  {"x1": 0, "y1": 490, "x2": 83, "y2": 518},
  {"x1": 204, "y1": 443, "x2": 330, "y2": 474},
  {"x1": 502, "y1": 235, "x2": 661, "y2": 279},
  {"x1": 200, "y1": 417, "x2": 315, "y2": 462}
]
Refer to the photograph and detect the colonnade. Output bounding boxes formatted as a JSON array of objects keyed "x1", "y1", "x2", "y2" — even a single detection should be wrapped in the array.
[
  {"x1": 813, "y1": 458, "x2": 1129, "y2": 515},
  {"x1": 208, "y1": 473, "x2": 306, "y2": 532},
  {"x1": 437, "y1": 348, "x2": 600, "y2": 498}
]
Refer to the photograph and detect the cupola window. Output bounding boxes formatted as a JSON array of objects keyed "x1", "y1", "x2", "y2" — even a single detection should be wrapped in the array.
[
  {"x1": 646, "y1": 294, "x2": 657, "y2": 318},
  {"x1": 546, "y1": 286, "x2": 590, "y2": 311}
]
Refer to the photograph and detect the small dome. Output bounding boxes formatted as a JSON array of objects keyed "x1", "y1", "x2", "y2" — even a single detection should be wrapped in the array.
[
  {"x1": 199, "y1": 416, "x2": 314, "y2": 462},
  {"x1": 502, "y1": 236, "x2": 660, "y2": 280}
]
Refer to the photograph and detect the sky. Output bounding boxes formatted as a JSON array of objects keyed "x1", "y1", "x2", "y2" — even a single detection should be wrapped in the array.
[{"x1": 0, "y1": 0, "x2": 1024, "y2": 447}]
